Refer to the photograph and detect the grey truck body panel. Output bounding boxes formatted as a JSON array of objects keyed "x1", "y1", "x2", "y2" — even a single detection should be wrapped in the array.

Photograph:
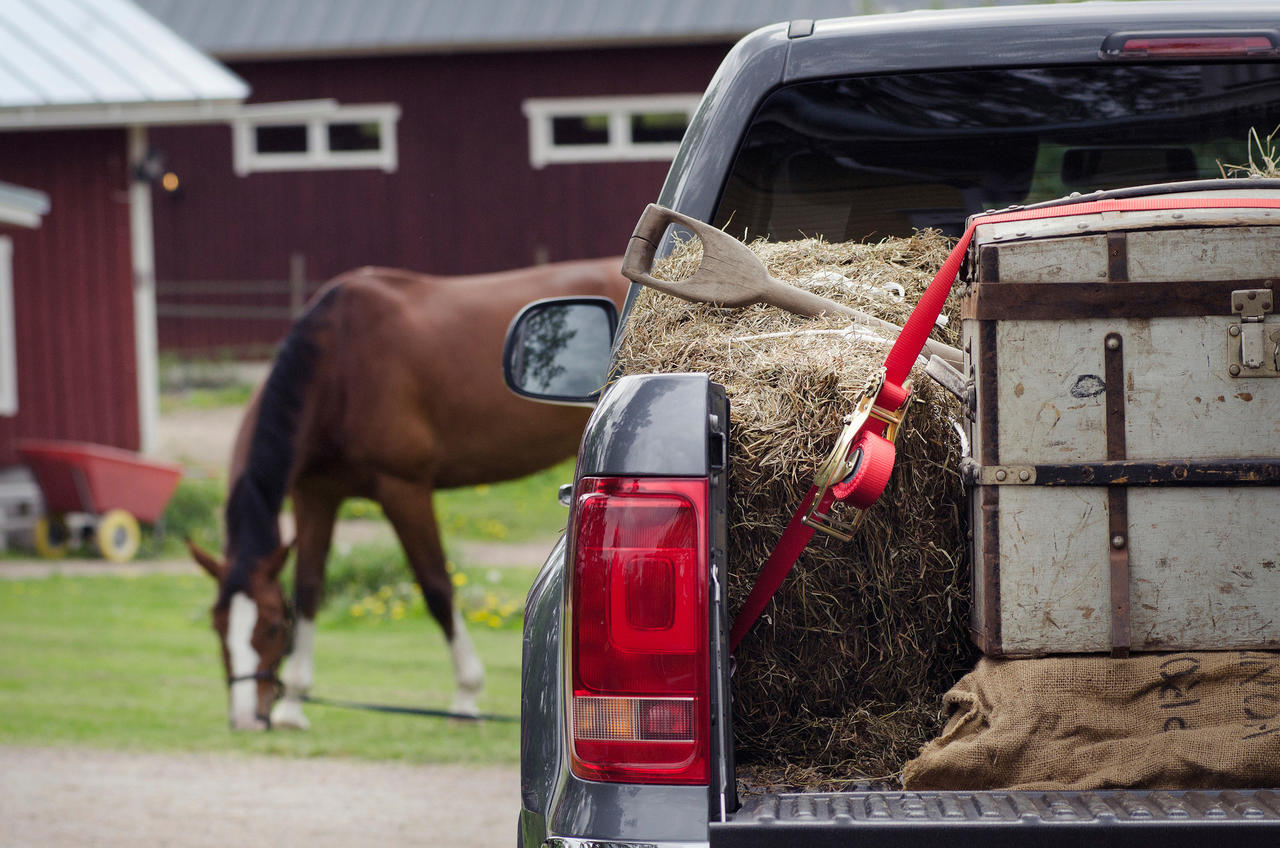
[{"x1": 519, "y1": 374, "x2": 723, "y2": 848}]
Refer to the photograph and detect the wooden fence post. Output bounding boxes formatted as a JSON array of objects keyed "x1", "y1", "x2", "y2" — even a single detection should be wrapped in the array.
[{"x1": 290, "y1": 252, "x2": 307, "y2": 317}]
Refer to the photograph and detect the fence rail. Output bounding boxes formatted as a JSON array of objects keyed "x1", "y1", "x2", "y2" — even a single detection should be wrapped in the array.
[
  {"x1": 157, "y1": 280, "x2": 303, "y2": 296},
  {"x1": 156, "y1": 302, "x2": 298, "y2": 320},
  {"x1": 157, "y1": 254, "x2": 318, "y2": 351}
]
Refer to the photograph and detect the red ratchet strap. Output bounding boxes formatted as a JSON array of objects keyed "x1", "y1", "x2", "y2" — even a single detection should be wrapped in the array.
[{"x1": 729, "y1": 195, "x2": 1280, "y2": 651}]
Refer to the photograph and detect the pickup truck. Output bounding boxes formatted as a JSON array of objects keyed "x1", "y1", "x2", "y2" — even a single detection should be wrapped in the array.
[{"x1": 502, "y1": 4, "x2": 1280, "y2": 846}]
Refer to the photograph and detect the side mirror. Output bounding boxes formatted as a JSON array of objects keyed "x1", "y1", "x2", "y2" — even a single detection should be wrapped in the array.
[{"x1": 503, "y1": 296, "x2": 618, "y2": 405}]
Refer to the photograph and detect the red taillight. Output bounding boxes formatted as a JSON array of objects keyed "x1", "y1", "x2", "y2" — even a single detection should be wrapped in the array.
[
  {"x1": 568, "y1": 476, "x2": 709, "y2": 785},
  {"x1": 1102, "y1": 31, "x2": 1279, "y2": 59}
]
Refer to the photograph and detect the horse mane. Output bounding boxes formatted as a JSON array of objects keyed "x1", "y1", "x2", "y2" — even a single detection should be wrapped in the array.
[{"x1": 218, "y1": 285, "x2": 341, "y2": 605}]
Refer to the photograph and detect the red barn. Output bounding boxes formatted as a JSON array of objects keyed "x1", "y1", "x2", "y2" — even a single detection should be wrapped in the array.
[
  {"x1": 136, "y1": 0, "x2": 875, "y2": 352},
  {"x1": 0, "y1": 0, "x2": 246, "y2": 538}
]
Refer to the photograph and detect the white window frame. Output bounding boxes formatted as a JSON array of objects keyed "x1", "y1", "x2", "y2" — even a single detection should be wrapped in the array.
[
  {"x1": 232, "y1": 100, "x2": 400, "y2": 176},
  {"x1": 0, "y1": 236, "x2": 16, "y2": 416},
  {"x1": 522, "y1": 94, "x2": 702, "y2": 169}
]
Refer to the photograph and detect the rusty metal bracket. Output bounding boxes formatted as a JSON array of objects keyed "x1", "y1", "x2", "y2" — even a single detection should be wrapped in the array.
[
  {"x1": 1104, "y1": 331, "x2": 1131, "y2": 659},
  {"x1": 974, "y1": 465, "x2": 1037, "y2": 485}
]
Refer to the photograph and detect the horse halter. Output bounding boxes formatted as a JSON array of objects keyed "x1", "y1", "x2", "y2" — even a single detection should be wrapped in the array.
[
  {"x1": 227, "y1": 669, "x2": 285, "y2": 689},
  {"x1": 226, "y1": 669, "x2": 282, "y2": 728},
  {"x1": 225, "y1": 597, "x2": 296, "y2": 726}
]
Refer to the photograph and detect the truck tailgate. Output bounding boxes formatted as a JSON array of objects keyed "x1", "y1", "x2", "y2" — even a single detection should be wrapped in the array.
[{"x1": 712, "y1": 788, "x2": 1280, "y2": 847}]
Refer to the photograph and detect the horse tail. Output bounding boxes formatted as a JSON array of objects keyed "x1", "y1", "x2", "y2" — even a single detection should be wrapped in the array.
[{"x1": 220, "y1": 284, "x2": 342, "y2": 602}]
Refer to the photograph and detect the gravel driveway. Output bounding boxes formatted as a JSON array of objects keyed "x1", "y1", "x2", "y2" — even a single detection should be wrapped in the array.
[{"x1": 0, "y1": 745, "x2": 519, "y2": 847}]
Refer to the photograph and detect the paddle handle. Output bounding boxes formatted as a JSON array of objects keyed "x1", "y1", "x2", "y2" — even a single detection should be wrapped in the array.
[{"x1": 623, "y1": 203, "x2": 774, "y2": 308}]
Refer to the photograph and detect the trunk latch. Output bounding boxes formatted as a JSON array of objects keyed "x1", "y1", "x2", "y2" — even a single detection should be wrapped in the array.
[{"x1": 1229, "y1": 288, "x2": 1279, "y2": 377}]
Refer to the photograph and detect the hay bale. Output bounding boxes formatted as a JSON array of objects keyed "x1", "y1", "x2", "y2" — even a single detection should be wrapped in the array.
[{"x1": 615, "y1": 232, "x2": 977, "y2": 787}]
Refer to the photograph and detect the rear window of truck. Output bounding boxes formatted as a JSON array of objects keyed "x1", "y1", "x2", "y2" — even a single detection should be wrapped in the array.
[{"x1": 714, "y1": 63, "x2": 1280, "y2": 241}]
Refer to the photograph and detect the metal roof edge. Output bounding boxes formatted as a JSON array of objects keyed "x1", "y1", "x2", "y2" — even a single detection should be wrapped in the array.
[
  {"x1": 203, "y1": 32, "x2": 746, "y2": 62},
  {"x1": 0, "y1": 100, "x2": 246, "y2": 132}
]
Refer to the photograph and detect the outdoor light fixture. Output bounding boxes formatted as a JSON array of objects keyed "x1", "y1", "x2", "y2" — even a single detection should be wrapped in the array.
[{"x1": 133, "y1": 148, "x2": 166, "y2": 183}]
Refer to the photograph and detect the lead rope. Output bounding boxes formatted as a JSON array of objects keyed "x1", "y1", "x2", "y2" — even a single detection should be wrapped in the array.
[
  {"x1": 301, "y1": 693, "x2": 517, "y2": 722},
  {"x1": 729, "y1": 194, "x2": 1280, "y2": 651}
]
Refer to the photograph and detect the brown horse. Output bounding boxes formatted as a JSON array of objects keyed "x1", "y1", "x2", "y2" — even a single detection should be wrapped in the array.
[{"x1": 188, "y1": 258, "x2": 629, "y2": 730}]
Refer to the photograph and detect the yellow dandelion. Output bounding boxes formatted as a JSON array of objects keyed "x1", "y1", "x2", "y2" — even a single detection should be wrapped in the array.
[
  {"x1": 487, "y1": 614, "x2": 503, "y2": 628},
  {"x1": 468, "y1": 610, "x2": 488, "y2": 623},
  {"x1": 391, "y1": 605, "x2": 405, "y2": 621},
  {"x1": 452, "y1": 572, "x2": 468, "y2": 587},
  {"x1": 475, "y1": 484, "x2": 491, "y2": 495},
  {"x1": 378, "y1": 586, "x2": 393, "y2": 599},
  {"x1": 350, "y1": 604, "x2": 364, "y2": 617}
]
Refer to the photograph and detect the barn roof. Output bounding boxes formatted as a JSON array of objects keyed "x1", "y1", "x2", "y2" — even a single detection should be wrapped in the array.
[
  {"x1": 0, "y1": 0, "x2": 248, "y2": 129},
  {"x1": 132, "y1": 0, "x2": 1068, "y2": 59}
]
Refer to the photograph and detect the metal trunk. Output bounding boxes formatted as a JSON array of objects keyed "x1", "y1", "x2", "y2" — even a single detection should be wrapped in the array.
[{"x1": 962, "y1": 183, "x2": 1280, "y2": 657}]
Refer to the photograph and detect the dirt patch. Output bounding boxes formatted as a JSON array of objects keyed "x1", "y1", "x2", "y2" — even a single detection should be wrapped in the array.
[
  {"x1": 0, "y1": 745, "x2": 518, "y2": 847},
  {"x1": 152, "y1": 403, "x2": 246, "y2": 477}
]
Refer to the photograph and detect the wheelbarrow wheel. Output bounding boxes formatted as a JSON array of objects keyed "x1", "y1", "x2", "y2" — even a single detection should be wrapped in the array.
[
  {"x1": 96, "y1": 509, "x2": 141, "y2": 563},
  {"x1": 33, "y1": 514, "x2": 71, "y2": 559}
]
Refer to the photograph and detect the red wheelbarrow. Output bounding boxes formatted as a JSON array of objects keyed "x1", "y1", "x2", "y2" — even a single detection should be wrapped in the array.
[{"x1": 17, "y1": 440, "x2": 183, "y2": 562}]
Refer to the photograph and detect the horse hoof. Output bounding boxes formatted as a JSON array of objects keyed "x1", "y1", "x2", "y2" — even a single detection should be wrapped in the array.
[
  {"x1": 270, "y1": 699, "x2": 311, "y2": 730},
  {"x1": 450, "y1": 694, "x2": 481, "y2": 718},
  {"x1": 230, "y1": 715, "x2": 269, "y2": 732}
]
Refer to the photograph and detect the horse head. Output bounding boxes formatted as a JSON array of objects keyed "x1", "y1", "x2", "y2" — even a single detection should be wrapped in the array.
[{"x1": 189, "y1": 539, "x2": 293, "y2": 730}]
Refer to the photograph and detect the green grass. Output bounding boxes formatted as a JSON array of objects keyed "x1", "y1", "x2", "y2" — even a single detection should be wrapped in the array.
[
  {"x1": 324, "y1": 543, "x2": 533, "y2": 631},
  {"x1": 335, "y1": 460, "x2": 574, "y2": 542},
  {"x1": 158, "y1": 384, "x2": 255, "y2": 414},
  {"x1": 0, "y1": 562, "x2": 532, "y2": 763},
  {"x1": 435, "y1": 459, "x2": 574, "y2": 542},
  {"x1": 156, "y1": 475, "x2": 225, "y2": 553}
]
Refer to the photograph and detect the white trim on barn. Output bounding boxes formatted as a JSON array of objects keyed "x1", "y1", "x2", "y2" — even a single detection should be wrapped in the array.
[
  {"x1": 0, "y1": 180, "x2": 49, "y2": 421},
  {"x1": 231, "y1": 100, "x2": 401, "y2": 175},
  {"x1": 0, "y1": 236, "x2": 17, "y2": 417},
  {"x1": 129, "y1": 126, "x2": 159, "y2": 455},
  {"x1": 522, "y1": 93, "x2": 701, "y2": 168},
  {"x1": 0, "y1": 101, "x2": 246, "y2": 131},
  {"x1": 0, "y1": 181, "x2": 49, "y2": 229}
]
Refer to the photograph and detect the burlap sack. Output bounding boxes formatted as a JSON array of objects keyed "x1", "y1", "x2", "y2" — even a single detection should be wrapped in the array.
[{"x1": 902, "y1": 652, "x2": 1280, "y2": 791}]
